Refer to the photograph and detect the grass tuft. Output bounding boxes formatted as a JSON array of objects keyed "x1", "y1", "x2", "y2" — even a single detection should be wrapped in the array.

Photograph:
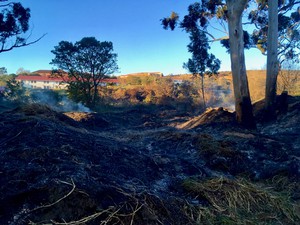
[{"x1": 182, "y1": 177, "x2": 300, "y2": 224}]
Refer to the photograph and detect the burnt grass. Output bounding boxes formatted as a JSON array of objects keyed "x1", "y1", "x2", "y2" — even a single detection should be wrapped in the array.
[{"x1": 0, "y1": 97, "x2": 300, "y2": 225}]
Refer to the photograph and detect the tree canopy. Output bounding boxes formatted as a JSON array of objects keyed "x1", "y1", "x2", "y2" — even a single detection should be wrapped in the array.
[
  {"x1": 51, "y1": 37, "x2": 119, "y2": 107},
  {"x1": 250, "y1": 1, "x2": 300, "y2": 65},
  {"x1": 163, "y1": 0, "x2": 300, "y2": 127},
  {"x1": 183, "y1": 28, "x2": 221, "y2": 108},
  {"x1": 0, "y1": 0, "x2": 44, "y2": 53},
  {"x1": 163, "y1": 0, "x2": 256, "y2": 128}
]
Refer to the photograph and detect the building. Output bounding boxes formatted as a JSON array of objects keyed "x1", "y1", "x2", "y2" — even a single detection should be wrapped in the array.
[
  {"x1": 16, "y1": 70, "x2": 119, "y2": 90},
  {"x1": 16, "y1": 74, "x2": 68, "y2": 90}
]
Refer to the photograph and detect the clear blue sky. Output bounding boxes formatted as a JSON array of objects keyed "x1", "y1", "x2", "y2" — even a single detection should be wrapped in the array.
[{"x1": 0, "y1": 0, "x2": 266, "y2": 75}]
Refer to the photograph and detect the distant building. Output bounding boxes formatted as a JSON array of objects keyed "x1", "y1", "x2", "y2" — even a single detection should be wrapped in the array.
[
  {"x1": 16, "y1": 70, "x2": 119, "y2": 90},
  {"x1": 16, "y1": 70, "x2": 68, "y2": 90}
]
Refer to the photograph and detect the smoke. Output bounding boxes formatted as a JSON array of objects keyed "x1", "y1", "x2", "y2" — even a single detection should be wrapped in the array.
[
  {"x1": 58, "y1": 97, "x2": 90, "y2": 112},
  {"x1": 29, "y1": 90, "x2": 91, "y2": 112},
  {"x1": 206, "y1": 85, "x2": 235, "y2": 111}
]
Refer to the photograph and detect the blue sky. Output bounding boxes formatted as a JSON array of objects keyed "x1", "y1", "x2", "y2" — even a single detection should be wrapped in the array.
[{"x1": 0, "y1": 0, "x2": 267, "y2": 75}]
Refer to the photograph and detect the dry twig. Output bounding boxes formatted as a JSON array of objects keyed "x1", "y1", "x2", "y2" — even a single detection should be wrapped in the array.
[{"x1": 30, "y1": 179, "x2": 76, "y2": 213}]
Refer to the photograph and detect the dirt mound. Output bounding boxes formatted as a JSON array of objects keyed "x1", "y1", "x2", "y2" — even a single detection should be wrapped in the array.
[
  {"x1": 0, "y1": 102, "x2": 299, "y2": 224},
  {"x1": 253, "y1": 94, "x2": 300, "y2": 119},
  {"x1": 64, "y1": 112, "x2": 109, "y2": 129},
  {"x1": 13, "y1": 103, "x2": 59, "y2": 117},
  {"x1": 176, "y1": 107, "x2": 235, "y2": 129}
]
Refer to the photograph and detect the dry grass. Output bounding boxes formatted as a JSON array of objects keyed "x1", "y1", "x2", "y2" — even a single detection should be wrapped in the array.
[
  {"x1": 17, "y1": 103, "x2": 56, "y2": 116},
  {"x1": 193, "y1": 134, "x2": 235, "y2": 158},
  {"x1": 176, "y1": 107, "x2": 234, "y2": 129},
  {"x1": 182, "y1": 177, "x2": 300, "y2": 225},
  {"x1": 213, "y1": 70, "x2": 300, "y2": 103}
]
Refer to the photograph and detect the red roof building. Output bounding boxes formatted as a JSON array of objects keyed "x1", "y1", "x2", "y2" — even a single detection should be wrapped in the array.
[{"x1": 16, "y1": 70, "x2": 119, "y2": 90}]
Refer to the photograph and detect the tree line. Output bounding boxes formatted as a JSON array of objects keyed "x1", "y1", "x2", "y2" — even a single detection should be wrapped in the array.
[
  {"x1": 162, "y1": 0, "x2": 300, "y2": 128},
  {"x1": 1, "y1": 0, "x2": 300, "y2": 128}
]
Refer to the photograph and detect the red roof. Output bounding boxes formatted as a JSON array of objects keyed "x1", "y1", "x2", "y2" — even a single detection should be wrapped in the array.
[
  {"x1": 16, "y1": 75, "x2": 119, "y2": 84},
  {"x1": 16, "y1": 75, "x2": 64, "y2": 82}
]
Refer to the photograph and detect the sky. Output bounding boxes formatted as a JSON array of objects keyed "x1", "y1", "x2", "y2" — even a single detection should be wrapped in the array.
[{"x1": 0, "y1": 0, "x2": 267, "y2": 75}]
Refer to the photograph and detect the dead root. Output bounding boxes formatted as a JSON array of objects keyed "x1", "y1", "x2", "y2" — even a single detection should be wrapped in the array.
[{"x1": 28, "y1": 184, "x2": 169, "y2": 225}]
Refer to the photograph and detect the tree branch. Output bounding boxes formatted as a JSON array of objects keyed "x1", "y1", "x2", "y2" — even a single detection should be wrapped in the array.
[
  {"x1": 0, "y1": 33, "x2": 47, "y2": 53},
  {"x1": 280, "y1": 1, "x2": 300, "y2": 14}
]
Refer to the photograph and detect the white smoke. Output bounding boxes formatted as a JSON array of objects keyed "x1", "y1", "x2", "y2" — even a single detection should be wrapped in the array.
[
  {"x1": 206, "y1": 85, "x2": 235, "y2": 111},
  {"x1": 28, "y1": 90, "x2": 91, "y2": 112},
  {"x1": 58, "y1": 96, "x2": 90, "y2": 112}
]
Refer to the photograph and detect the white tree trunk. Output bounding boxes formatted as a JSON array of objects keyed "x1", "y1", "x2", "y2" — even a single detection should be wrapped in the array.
[
  {"x1": 226, "y1": 0, "x2": 256, "y2": 128},
  {"x1": 265, "y1": 0, "x2": 279, "y2": 117}
]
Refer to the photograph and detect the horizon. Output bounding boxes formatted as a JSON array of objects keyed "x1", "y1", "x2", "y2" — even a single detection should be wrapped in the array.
[
  {"x1": 13, "y1": 69, "x2": 272, "y2": 77},
  {"x1": 0, "y1": 0, "x2": 267, "y2": 75}
]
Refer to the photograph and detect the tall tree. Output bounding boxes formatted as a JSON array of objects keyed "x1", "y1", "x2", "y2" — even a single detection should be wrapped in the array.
[
  {"x1": 0, "y1": 0, "x2": 44, "y2": 53},
  {"x1": 251, "y1": 1, "x2": 300, "y2": 64},
  {"x1": 250, "y1": 0, "x2": 300, "y2": 117},
  {"x1": 265, "y1": 0, "x2": 279, "y2": 118},
  {"x1": 226, "y1": 0, "x2": 255, "y2": 128},
  {"x1": 51, "y1": 37, "x2": 119, "y2": 107},
  {"x1": 183, "y1": 28, "x2": 220, "y2": 108},
  {"x1": 163, "y1": 0, "x2": 256, "y2": 128}
]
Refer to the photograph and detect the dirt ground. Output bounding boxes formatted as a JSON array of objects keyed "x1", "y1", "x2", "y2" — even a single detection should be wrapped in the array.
[{"x1": 0, "y1": 97, "x2": 299, "y2": 225}]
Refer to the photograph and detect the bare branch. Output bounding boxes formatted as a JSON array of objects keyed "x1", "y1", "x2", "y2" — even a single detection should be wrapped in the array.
[
  {"x1": 0, "y1": 0, "x2": 13, "y2": 8},
  {"x1": 0, "y1": 33, "x2": 47, "y2": 53},
  {"x1": 280, "y1": 0, "x2": 300, "y2": 14},
  {"x1": 30, "y1": 179, "x2": 76, "y2": 213}
]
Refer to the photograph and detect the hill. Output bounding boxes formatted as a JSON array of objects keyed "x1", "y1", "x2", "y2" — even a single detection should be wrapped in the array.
[{"x1": 0, "y1": 96, "x2": 300, "y2": 224}]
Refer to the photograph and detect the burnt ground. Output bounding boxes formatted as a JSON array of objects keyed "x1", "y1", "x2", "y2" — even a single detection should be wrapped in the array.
[{"x1": 0, "y1": 97, "x2": 300, "y2": 225}]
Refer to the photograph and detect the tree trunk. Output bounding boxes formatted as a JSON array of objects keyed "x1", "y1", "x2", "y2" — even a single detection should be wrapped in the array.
[
  {"x1": 201, "y1": 74, "x2": 206, "y2": 108},
  {"x1": 265, "y1": 0, "x2": 279, "y2": 119},
  {"x1": 92, "y1": 81, "x2": 98, "y2": 107},
  {"x1": 226, "y1": 0, "x2": 256, "y2": 129}
]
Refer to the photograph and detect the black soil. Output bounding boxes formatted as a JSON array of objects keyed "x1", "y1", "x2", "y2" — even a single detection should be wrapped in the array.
[{"x1": 0, "y1": 97, "x2": 299, "y2": 224}]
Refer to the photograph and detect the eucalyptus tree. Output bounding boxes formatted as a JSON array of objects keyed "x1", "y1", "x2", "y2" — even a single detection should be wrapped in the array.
[
  {"x1": 265, "y1": 0, "x2": 279, "y2": 118},
  {"x1": 163, "y1": 0, "x2": 300, "y2": 126},
  {"x1": 163, "y1": 0, "x2": 256, "y2": 128},
  {"x1": 249, "y1": 0, "x2": 300, "y2": 117},
  {"x1": 51, "y1": 37, "x2": 119, "y2": 107}
]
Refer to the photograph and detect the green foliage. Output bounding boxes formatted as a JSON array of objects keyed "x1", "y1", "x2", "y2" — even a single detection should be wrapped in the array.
[
  {"x1": 184, "y1": 29, "x2": 220, "y2": 76},
  {"x1": 163, "y1": 2, "x2": 222, "y2": 109},
  {"x1": 221, "y1": 30, "x2": 252, "y2": 52},
  {"x1": 0, "y1": 73, "x2": 14, "y2": 86},
  {"x1": 4, "y1": 76, "x2": 27, "y2": 102},
  {"x1": 161, "y1": 11, "x2": 179, "y2": 30},
  {"x1": 163, "y1": 0, "x2": 300, "y2": 66},
  {"x1": 250, "y1": 2, "x2": 300, "y2": 64},
  {"x1": 0, "y1": 67, "x2": 7, "y2": 75},
  {"x1": 0, "y1": 1, "x2": 42, "y2": 53},
  {"x1": 51, "y1": 37, "x2": 119, "y2": 108},
  {"x1": 183, "y1": 28, "x2": 221, "y2": 107}
]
